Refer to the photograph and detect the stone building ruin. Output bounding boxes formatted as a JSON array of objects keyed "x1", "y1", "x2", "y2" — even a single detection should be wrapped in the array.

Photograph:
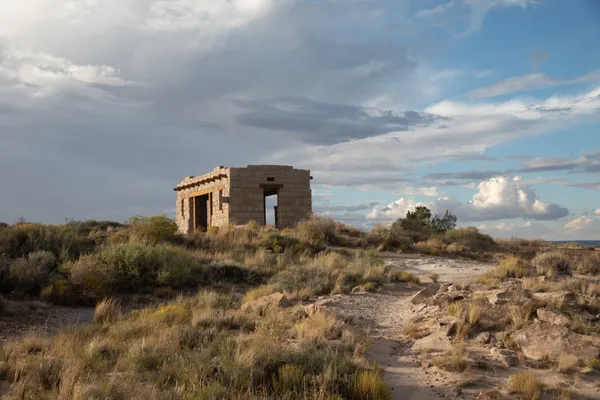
[{"x1": 174, "y1": 165, "x2": 312, "y2": 234}]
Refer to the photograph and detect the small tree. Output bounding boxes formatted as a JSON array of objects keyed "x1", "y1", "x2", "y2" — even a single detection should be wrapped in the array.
[
  {"x1": 430, "y1": 211, "x2": 457, "y2": 234},
  {"x1": 406, "y1": 206, "x2": 432, "y2": 228},
  {"x1": 399, "y1": 207, "x2": 457, "y2": 235}
]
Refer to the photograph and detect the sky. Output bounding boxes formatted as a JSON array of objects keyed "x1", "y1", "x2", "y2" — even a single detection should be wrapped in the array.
[{"x1": 0, "y1": 0, "x2": 599, "y2": 240}]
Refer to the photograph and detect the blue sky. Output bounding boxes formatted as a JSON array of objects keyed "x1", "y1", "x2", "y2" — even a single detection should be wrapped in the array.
[{"x1": 0, "y1": 0, "x2": 599, "y2": 240}]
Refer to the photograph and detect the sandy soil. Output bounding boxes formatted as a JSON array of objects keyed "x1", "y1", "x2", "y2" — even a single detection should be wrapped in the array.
[
  {"x1": 0, "y1": 303, "x2": 95, "y2": 344},
  {"x1": 319, "y1": 254, "x2": 600, "y2": 400},
  {"x1": 322, "y1": 255, "x2": 497, "y2": 400}
]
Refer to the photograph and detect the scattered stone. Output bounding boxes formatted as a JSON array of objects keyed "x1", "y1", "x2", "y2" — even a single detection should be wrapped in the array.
[
  {"x1": 437, "y1": 283, "x2": 453, "y2": 294},
  {"x1": 475, "y1": 390, "x2": 503, "y2": 400},
  {"x1": 531, "y1": 291, "x2": 577, "y2": 310},
  {"x1": 410, "y1": 283, "x2": 441, "y2": 305},
  {"x1": 240, "y1": 292, "x2": 286, "y2": 314},
  {"x1": 426, "y1": 291, "x2": 470, "y2": 306},
  {"x1": 412, "y1": 331, "x2": 453, "y2": 352},
  {"x1": 536, "y1": 307, "x2": 571, "y2": 327},
  {"x1": 489, "y1": 348, "x2": 519, "y2": 368},
  {"x1": 475, "y1": 332, "x2": 491, "y2": 345},
  {"x1": 512, "y1": 320, "x2": 600, "y2": 361},
  {"x1": 476, "y1": 289, "x2": 526, "y2": 305},
  {"x1": 316, "y1": 298, "x2": 333, "y2": 307}
]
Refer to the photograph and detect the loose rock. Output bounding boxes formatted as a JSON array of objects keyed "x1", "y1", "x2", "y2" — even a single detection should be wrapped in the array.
[
  {"x1": 531, "y1": 291, "x2": 577, "y2": 310},
  {"x1": 512, "y1": 320, "x2": 600, "y2": 361},
  {"x1": 475, "y1": 332, "x2": 491, "y2": 345},
  {"x1": 489, "y1": 348, "x2": 519, "y2": 368},
  {"x1": 241, "y1": 292, "x2": 286, "y2": 315},
  {"x1": 412, "y1": 331, "x2": 453, "y2": 352},
  {"x1": 410, "y1": 283, "x2": 441, "y2": 305},
  {"x1": 536, "y1": 307, "x2": 571, "y2": 327}
]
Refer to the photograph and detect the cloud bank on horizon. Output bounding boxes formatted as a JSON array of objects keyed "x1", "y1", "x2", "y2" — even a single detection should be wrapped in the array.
[{"x1": 0, "y1": 0, "x2": 599, "y2": 240}]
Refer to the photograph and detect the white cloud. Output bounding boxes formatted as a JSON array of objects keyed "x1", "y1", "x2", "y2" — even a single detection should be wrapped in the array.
[
  {"x1": 368, "y1": 176, "x2": 568, "y2": 222},
  {"x1": 467, "y1": 70, "x2": 600, "y2": 99},
  {"x1": 495, "y1": 222, "x2": 514, "y2": 231},
  {"x1": 565, "y1": 216, "x2": 594, "y2": 232},
  {"x1": 416, "y1": 0, "x2": 537, "y2": 37},
  {"x1": 272, "y1": 85, "x2": 600, "y2": 191}
]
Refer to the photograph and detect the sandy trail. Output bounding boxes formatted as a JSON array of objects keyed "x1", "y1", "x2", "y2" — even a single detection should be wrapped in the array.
[{"x1": 323, "y1": 254, "x2": 496, "y2": 400}]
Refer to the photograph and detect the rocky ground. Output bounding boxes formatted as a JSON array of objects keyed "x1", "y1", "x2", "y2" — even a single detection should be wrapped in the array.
[
  {"x1": 2, "y1": 252, "x2": 599, "y2": 399},
  {"x1": 307, "y1": 254, "x2": 600, "y2": 400}
]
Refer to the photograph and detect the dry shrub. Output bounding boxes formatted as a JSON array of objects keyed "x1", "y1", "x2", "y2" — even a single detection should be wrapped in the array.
[
  {"x1": 401, "y1": 323, "x2": 430, "y2": 339},
  {"x1": 243, "y1": 285, "x2": 277, "y2": 303},
  {"x1": 506, "y1": 372, "x2": 544, "y2": 400},
  {"x1": 575, "y1": 252, "x2": 600, "y2": 275},
  {"x1": 557, "y1": 354, "x2": 580, "y2": 373},
  {"x1": 509, "y1": 302, "x2": 535, "y2": 330},
  {"x1": 443, "y1": 227, "x2": 496, "y2": 252},
  {"x1": 293, "y1": 312, "x2": 337, "y2": 343},
  {"x1": 272, "y1": 364, "x2": 304, "y2": 394},
  {"x1": 354, "y1": 370, "x2": 391, "y2": 400},
  {"x1": 585, "y1": 358, "x2": 600, "y2": 370},
  {"x1": 428, "y1": 272, "x2": 439, "y2": 283},
  {"x1": 93, "y1": 297, "x2": 120, "y2": 324},
  {"x1": 432, "y1": 347, "x2": 469, "y2": 372},
  {"x1": 314, "y1": 251, "x2": 349, "y2": 270},
  {"x1": 9, "y1": 250, "x2": 57, "y2": 294},
  {"x1": 455, "y1": 304, "x2": 482, "y2": 339},
  {"x1": 532, "y1": 251, "x2": 572, "y2": 279},
  {"x1": 485, "y1": 255, "x2": 532, "y2": 281},
  {"x1": 294, "y1": 215, "x2": 338, "y2": 247},
  {"x1": 388, "y1": 270, "x2": 420, "y2": 284}
]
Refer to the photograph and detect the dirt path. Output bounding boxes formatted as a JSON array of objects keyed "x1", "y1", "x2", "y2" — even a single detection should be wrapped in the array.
[
  {"x1": 0, "y1": 303, "x2": 95, "y2": 344},
  {"x1": 322, "y1": 255, "x2": 496, "y2": 400}
]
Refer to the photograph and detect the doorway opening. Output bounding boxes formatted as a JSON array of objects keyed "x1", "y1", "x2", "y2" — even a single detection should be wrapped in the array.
[
  {"x1": 193, "y1": 194, "x2": 209, "y2": 232},
  {"x1": 263, "y1": 189, "x2": 279, "y2": 228},
  {"x1": 264, "y1": 191, "x2": 278, "y2": 227},
  {"x1": 260, "y1": 183, "x2": 284, "y2": 229}
]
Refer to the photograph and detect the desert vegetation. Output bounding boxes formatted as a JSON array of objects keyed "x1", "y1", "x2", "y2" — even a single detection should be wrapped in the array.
[{"x1": 0, "y1": 209, "x2": 599, "y2": 399}]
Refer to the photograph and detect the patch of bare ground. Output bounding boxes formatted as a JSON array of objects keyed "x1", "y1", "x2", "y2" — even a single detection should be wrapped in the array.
[
  {"x1": 315, "y1": 253, "x2": 600, "y2": 400},
  {"x1": 0, "y1": 300, "x2": 94, "y2": 344}
]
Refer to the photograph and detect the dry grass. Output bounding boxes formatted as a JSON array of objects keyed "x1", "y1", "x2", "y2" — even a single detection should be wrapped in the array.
[
  {"x1": 401, "y1": 323, "x2": 430, "y2": 339},
  {"x1": 481, "y1": 256, "x2": 532, "y2": 284},
  {"x1": 388, "y1": 270, "x2": 420, "y2": 284},
  {"x1": 93, "y1": 297, "x2": 120, "y2": 324},
  {"x1": 557, "y1": 354, "x2": 580, "y2": 373},
  {"x1": 506, "y1": 372, "x2": 544, "y2": 400},
  {"x1": 585, "y1": 358, "x2": 600, "y2": 370},
  {"x1": 532, "y1": 251, "x2": 572, "y2": 280},
  {"x1": 0, "y1": 289, "x2": 390, "y2": 400},
  {"x1": 432, "y1": 347, "x2": 469, "y2": 372},
  {"x1": 428, "y1": 272, "x2": 440, "y2": 283},
  {"x1": 509, "y1": 302, "x2": 535, "y2": 330},
  {"x1": 454, "y1": 304, "x2": 483, "y2": 340}
]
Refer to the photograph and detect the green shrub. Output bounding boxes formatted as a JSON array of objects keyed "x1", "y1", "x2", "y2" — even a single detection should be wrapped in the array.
[
  {"x1": 0, "y1": 223, "x2": 94, "y2": 261},
  {"x1": 9, "y1": 250, "x2": 57, "y2": 294},
  {"x1": 532, "y1": 251, "x2": 572, "y2": 279},
  {"x1": 269, "y1": 265, "x2": 336, "y2": 297},
  {"x1": 443, "y1": 227, "x2": 496, "y2": 252},
  {"x1": 294, "y1": 215, "x2": 339, "y2": 247},
  {"x1": 390, "y1": 219, "x2": 430, "y2": 243},
  {"x1": 127, "y1": 215, "x2": 178, "y2": 245}
]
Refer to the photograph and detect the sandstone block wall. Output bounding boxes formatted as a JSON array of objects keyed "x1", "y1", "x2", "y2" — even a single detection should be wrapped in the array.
[{"x1": 174, "y1": 165, "x2": 312, "y2": 233}]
